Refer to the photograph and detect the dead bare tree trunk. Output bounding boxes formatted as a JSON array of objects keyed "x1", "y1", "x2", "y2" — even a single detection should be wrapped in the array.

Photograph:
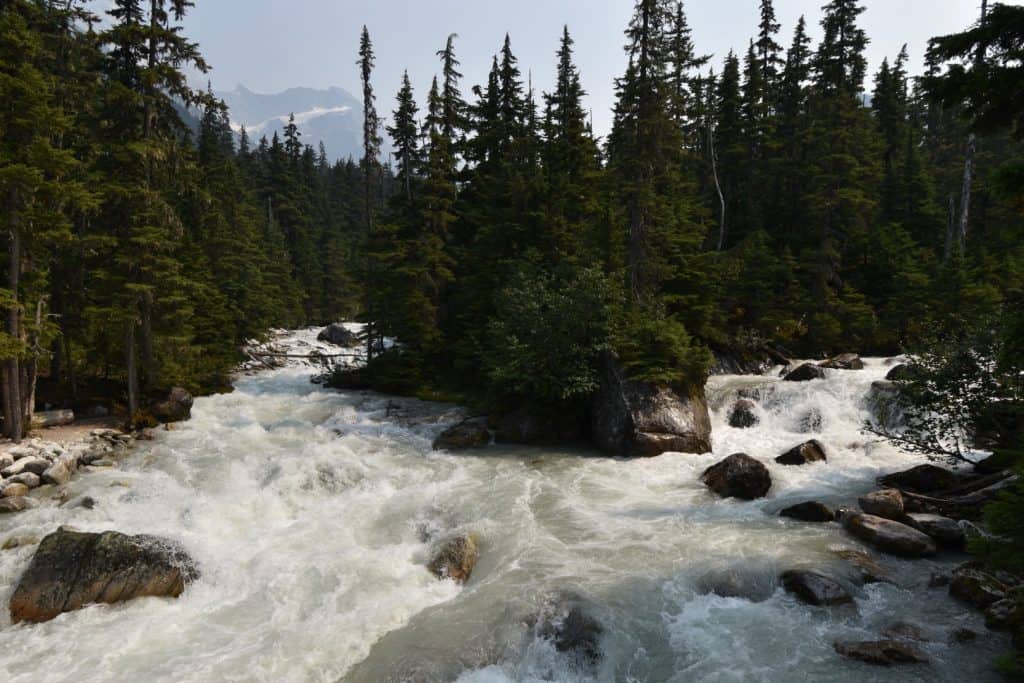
[
  {"x1": 956, "y1": 134, "x2": 975, "y2": 256},
  {"x1": 708, "y1": 119, "x2": 726, "y2": 251},
  {"x1": 4, "y1": 188, "x2": 24, "y2": 441},
  {"x1": 944, "y1": 194, "x2": 956, "y2": 263},
  {"x1": 125, "y1": 320, "x2": 140, "y2": 420}
]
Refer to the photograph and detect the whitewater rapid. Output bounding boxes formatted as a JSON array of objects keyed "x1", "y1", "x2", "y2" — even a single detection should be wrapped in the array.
[{"x1": 0, "y1": 329, "x2": 1008, "y2": 681}]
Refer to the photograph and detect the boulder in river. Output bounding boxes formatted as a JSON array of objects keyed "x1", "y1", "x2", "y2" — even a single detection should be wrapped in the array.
[
  {"x1": 775, "y1": 439, "x2": 827, "y2": 466},
  {"x1": 0, "y1": 497, "x2": 38, "y2": 514},
  {"x1": 840, "y1": 511, "x2": 937, "y2": 557},
  {"x1": 885, "y1": 363, "x2": 922, "y2": 381},
  {"x1": 538, "y1": 596, "x2": 604, "y2": 666},
  {"x1": 780, "y1": 501, "x2": 835, "y2": 522},
  {"x1": 8, "y1": 526, "x2": 196, "y2": 623},
  {"x1": 948, "y1": 567, "x2": 1008, "y2": 609},
  {"x1": 877, "y1": 464, "x2": 963, "y2": 493},
  {"x1": 882, "y1": 622, "x2": 929, "y2": 642},
  {"x1": 832, "y1": 548, "x2": 893, "y2": 585},
  {"x1": 432, "y1": 420, "x2": 491, "y2": 451},
  {"x1": 904, "y1": 513, "x2": 965, "y2": 547},
  {"x1": 427, "y1": 534, "x2": 478, "y2": 584},
  {"x1": 0, "y1": 482, "x2": 30, "y2": 499},
  {"x1": 781, "y1": 570, "x2": 853, "y2": 606},
  {"x1": 833, "y1": 640, "x2": 928, "y2": 666},
  {"x1": 727, "y1": 399, "x2": 758, "y2": 428},
  {"x1": 591, "y1": 353, "x2": 711, "y2": 457},
  {"x1": 783, "y1": 363, "x2": 826, "y2": 382},
  {"x1": 819, "y1": 353, "x2": 864, "y2": 370},
  {"x1": 317, "y1": 323, "x2": 358, "y2": 346},
  {"x1": 702, "y1": 453, "x2": 772, "y2": 500},
  {"x1": 150, "y1": 387, "x2": 193, "y2": 424},
  {"x1": 857, "y1": 489, "x2": 904, "y2": 520}
]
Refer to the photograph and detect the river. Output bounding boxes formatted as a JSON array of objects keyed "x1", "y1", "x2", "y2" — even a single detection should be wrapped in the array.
[{"x1": 0, "y1": 328, "x2": 1008, "y2": 681}]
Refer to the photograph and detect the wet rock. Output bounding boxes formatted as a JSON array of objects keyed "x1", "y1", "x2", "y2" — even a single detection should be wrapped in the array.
[
  {"x1": 317, "y1": 323, "x2": 358, "y2": 346},
  {"x1": 877, "y1": 464, "x2": 962, "y2": 494},
  {"x1": 781, "y1": 570, "x2": 853, "y2": 606},
  {"x1": 62, "y1": 495, "x2": 97, "y2": 510},
  {"x1": 42, "y1": 453, "x2": 80, "y2": 486},
  {"x1": 2, "y1": 456, "x2": 50, "y2": 478},
  {"x1": 427, "y1": 534, "x2": 478, "y2": 584},
  {"x1": 775, "y1": 439, "x2": 827, "y2": 466},
  {"x1": 833, "y1": 640, "x2": 928, "y2": 666},
  {"x1": 882, "y1": 622, "x2": 929, "y2": 641},
  {"x1": 550, "y1": 606, "x2": 603, "y2": 665},
  {"x1": 819, "y1": 353, "x2": 864, "y2": 370},
  {"x1": 951, "y1": 627, "x2": 978, "y2": 643},
  {"x1": 840, "y1": 512, "x2": 937, "y2": 557},
  {"x1": 780, "y1": 501, "x2": 835, "y2": 522},
  {"x1": 7, "y1": 472, "x2": 40, "y2": 489},
  {"x1": 1, "y1": 482, "x2": 30, "y2": 498},
  {"x1": 833, "y1": 548, "x2": 893, "y2": 584},
  {"x1": 858, "y1": 489, "x2": 904, "y2": 520},
  {"x1": 885, "y1": 363, "x2": 921, "y2": 381},
  {"x1": 0, "y1": 497, "x2": 38, "y2": 514},
  {"x1": 432, "y1": 420, "x2": 491, "y2": 451},
  {"x1": 696, "y1": 566, "x2": 776, "y2": 602},
  {"x1": 904, "y1": 513, "x2": 965, "y2": 547},
  {"x1": 949, "y1": 567, "x2": 1008, "y2": 609},
  {"x1": 701, "y1": 453, "x2": 771, "y2": 500},
  {"x1": 8, "y1": 526, "x2": 197, "y2": 623},
  {"x1": 591, "y1": 353, "x2": 711, "y2": 457},
  {"x1": 727, "y1": 399, "x2": 758, "y2": 428},
  {"x1": 783, "y1": 363, "x2": 826, "y2": 382},
  {"x1": 150, "y1": 387, "x2": 193, "y2": 424}
]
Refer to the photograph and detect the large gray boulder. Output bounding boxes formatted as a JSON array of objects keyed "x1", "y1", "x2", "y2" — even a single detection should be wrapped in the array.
[
  {"x1": 840, "y1": 511, "x2": 937, "y2": 557},
  {"x1": 427, "y1": 534, "x2": 478, "y2": 584},
  {"x1": 150, "y1": 387, "x2": 193, "y2": 424},
  {"x1": 776, "y1": 439, "x2": 827, "y2": 466},
  {"x1": 783, "y1": 363, "x2": 826, "y2": 382},
  {"x1": 317, "y1": 323, "x2": 358, "y2": 346},
  {"x1": 819, "y1": 353, "x2": 864, "y2": 370},
  {"x1": 9, "y1": 527, "x2": 197, "y2": 623},
  {"x1": 591, "y1": 354, "x2": 711, "y2": 457},
  {"x1": 858, "y1": 489, "x2": 904, "y2": 520},
  {"x1": 905, "y1": 513, "x2": 965, "y2": 547},
  {"x1": 702, "y1": 453, "x2": 772, "y2": 500}
]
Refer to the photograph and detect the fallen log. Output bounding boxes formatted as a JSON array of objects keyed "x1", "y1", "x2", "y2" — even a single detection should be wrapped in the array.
[{"x1": 900, "y1": 475, "x2": 1019, "y2": 520}]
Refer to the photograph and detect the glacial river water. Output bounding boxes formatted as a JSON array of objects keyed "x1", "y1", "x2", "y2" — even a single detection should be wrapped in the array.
[{"x1": 0, "y1": 328, "x2": 1008, "y2": 682}]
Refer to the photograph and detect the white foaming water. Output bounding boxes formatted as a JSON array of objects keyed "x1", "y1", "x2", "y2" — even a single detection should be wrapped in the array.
[{"x1": 0, "y1": 332, "x2": 1008, "y2": 682}]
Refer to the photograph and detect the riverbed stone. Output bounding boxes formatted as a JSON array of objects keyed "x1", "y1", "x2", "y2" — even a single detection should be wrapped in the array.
[
  {"x1": 858, "y1": 489, "x2": 904, "y2": 520},
  {"x1": 783, "y1": 363, "x2": 826, "y2": 381},
  {"x1": 882, "y1": 622, "x2": 929, "y2": 641},
  {"x1": 949, "y1": 567, "x2": 1008, "y2": 609},
  {"x1": 1, "y1": 456, "x2": 50, "y2": 478},
  {"x1": 840, "y1": 512, "x2": 937, "y2": 557},
  {"x1": 819, "y1": 353, "x2": 864, "y2": 370},
  {"x1": 701, "y1": 453, "x2": 771, "y2": 500},
  {"x1": 317, "y1": 323, "x2": 358, "y2": 346},
  {"x1": 7, "y1": 472, "x2": 40, "y2": 488},
  {"x1": 833, "y1": 640, "x2": 928, "y2": 666},
  {"x1": 591, "y1": 353, "x2": 711, "y2": 457},
  {"x1": 0, "y1": 496, "x2": 37, "y2": 514},
  {"x1": 904, "y1": 513, "x2": 965, "y2": 547},
  {"x1": 427, "y1": 534, "x2": 478, "y2": 584},
  {"x1": 1, "y1": 482, "x2": 30, "y2": 498},
  {"x1": 781, "y1": 570, "x2": 853, "y2": 606},
  {"x1": 0, "y1": 453, "x2": 13, "y2": 470},
  {"x1": 776, "y1": 439, "x2": 827, "y2": 466},
  {"x1": 833, "y1": 548, "x2": 893, "y2": 584},
  {"x1": 42, "y1": 453, "x2": 80, "y2": 486},
  {"x1": 727, "y1": 399, "x2": 758, "y2": 428},
  {"x1": 780, "y1": 501, "x2": 835, "y2": 522},
  {"x1": 432, "y1": 420, "x2": 491, "y2": 451},
  {"x1": 150, "y1": 387, "x2": 193, "y2": 424},
  {"x1": 9, "y1": 526, "x2": 197, "y2": 623}
]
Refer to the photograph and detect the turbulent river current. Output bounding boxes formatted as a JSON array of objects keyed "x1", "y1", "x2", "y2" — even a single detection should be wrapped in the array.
[{"x1": 0, "y1": 328, "x2": 1009, "y2": 682}]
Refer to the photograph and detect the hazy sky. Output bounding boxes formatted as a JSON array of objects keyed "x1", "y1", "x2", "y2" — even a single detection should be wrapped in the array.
[{"x1": 181, "y1": 1, "x2": 999, "y2": 137}]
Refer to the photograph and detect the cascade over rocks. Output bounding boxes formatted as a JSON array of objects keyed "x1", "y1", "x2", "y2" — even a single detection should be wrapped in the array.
[
  {"x1": 839, "y1": 511, "x2": 937, "y2": 557},
  {"x1": 819, "y1": 353, "x2": 864, "y2": 370},
  {"x1": 783, "y1": 363, "x2": 826, "y2": 382},
  {"x1": 432, "y1": 419, "x2": 491, "y2": 451},
  {"x1": 317, "y1": 323, "x2": 358, "y2": 346},
  {"x1": 591, "y1": 354, "x2": 711, "y2": 457},
  {"x1": 727, "y1": 399, "x2": 758, "y2": 428},
  {"x1": 781, "y1": 570, "x2": 853, "y2": 606},
  {"x1": 701, "y1": 453, "x2": 771, "y2": 500},
  {"x1": 779, "y1": 501, "x2": 835, "y2": 522},
  {"x1": 775, "y1": 439, "x2": 827, "y2": 465},
  {"x1": 150, "y1": 387, "x2": 194, "y2": 424},
  {"x1": 9, "y1": 527, "x2": 197, "y2": 623},
  {"x1": 427, "y1": 534, "x2": 478, "y2": 584},
  {"x1": 833, "y1": 640, "x2": 928, "y2": 666},
  {"x1": 858, "y1": 489, "x2": 904, "y2": 520}
]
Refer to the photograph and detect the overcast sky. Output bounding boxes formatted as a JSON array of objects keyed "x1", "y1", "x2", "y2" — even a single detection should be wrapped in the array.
[{"x1": 180, "y1": 1, "x2": 1001, "y2": 137}]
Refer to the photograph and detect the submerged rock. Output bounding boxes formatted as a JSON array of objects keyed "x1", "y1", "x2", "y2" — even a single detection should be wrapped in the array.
[
  {"x1": 832, "y1": 548, "x2": 893, "y2": 585},
  {"x1": 538, "y1": 596, "x2": 604, "y2": 666},
  {"x1": 701, "y1": 453, "x2": 771, "y2": 500},
  {"x1": 432, "y1": 420, "x2": 491, "y2": 451},
  {"x1": 904, "y1": 513, "x2": 965, "y2": 547},
  {"x1": 781, "y1": 570, "x2": 853, "y2": 606},
  {"x1": 427, "y1": 534, "x2": 478, "y2": 584},
  {"x1": 858, "y1": 489, "x2": 904, "y2": 520},
  {"x1": 317, "y1": 323, "x2": 358, "y2": 346},
  {"x1": 783, "y1": 363, "x2": 826, "y2": 382},
  {"x1": 819, "y1": 353, "x2": 864, "y2": 370},
  {"x1": 775, "y1": 439, "x2": 827, "y2": 466},
  {"x1": 833, "y1": 640, "x2": 928, "y2": 666},
  {"x1": 150, "y1": 387, "x2": 193, "y2": 424},
  {"x1": 591, "y1": 354, "x2": 711, "y2": 457},
  {"x1": 9, "y1": 526, "x2": 196, "y2": 623},
  {"x1": 0, "y1": 497, "x2": 38, "y2": 514},
  {"x1": 696, "y1": 566, "x2": 776, "y2": 602},
  {"x1": 882, "y1": 622, "x2": 929, "y2": 641},
  {"x1": 727, "y1": 399, "x2": 758, "y2": 428},
  {"x1": 780, "y1": 501, "x2": 835, "y2": 522},
  {"x1": 840, "y1": 511, "x2": 937, "y2": 557}
]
